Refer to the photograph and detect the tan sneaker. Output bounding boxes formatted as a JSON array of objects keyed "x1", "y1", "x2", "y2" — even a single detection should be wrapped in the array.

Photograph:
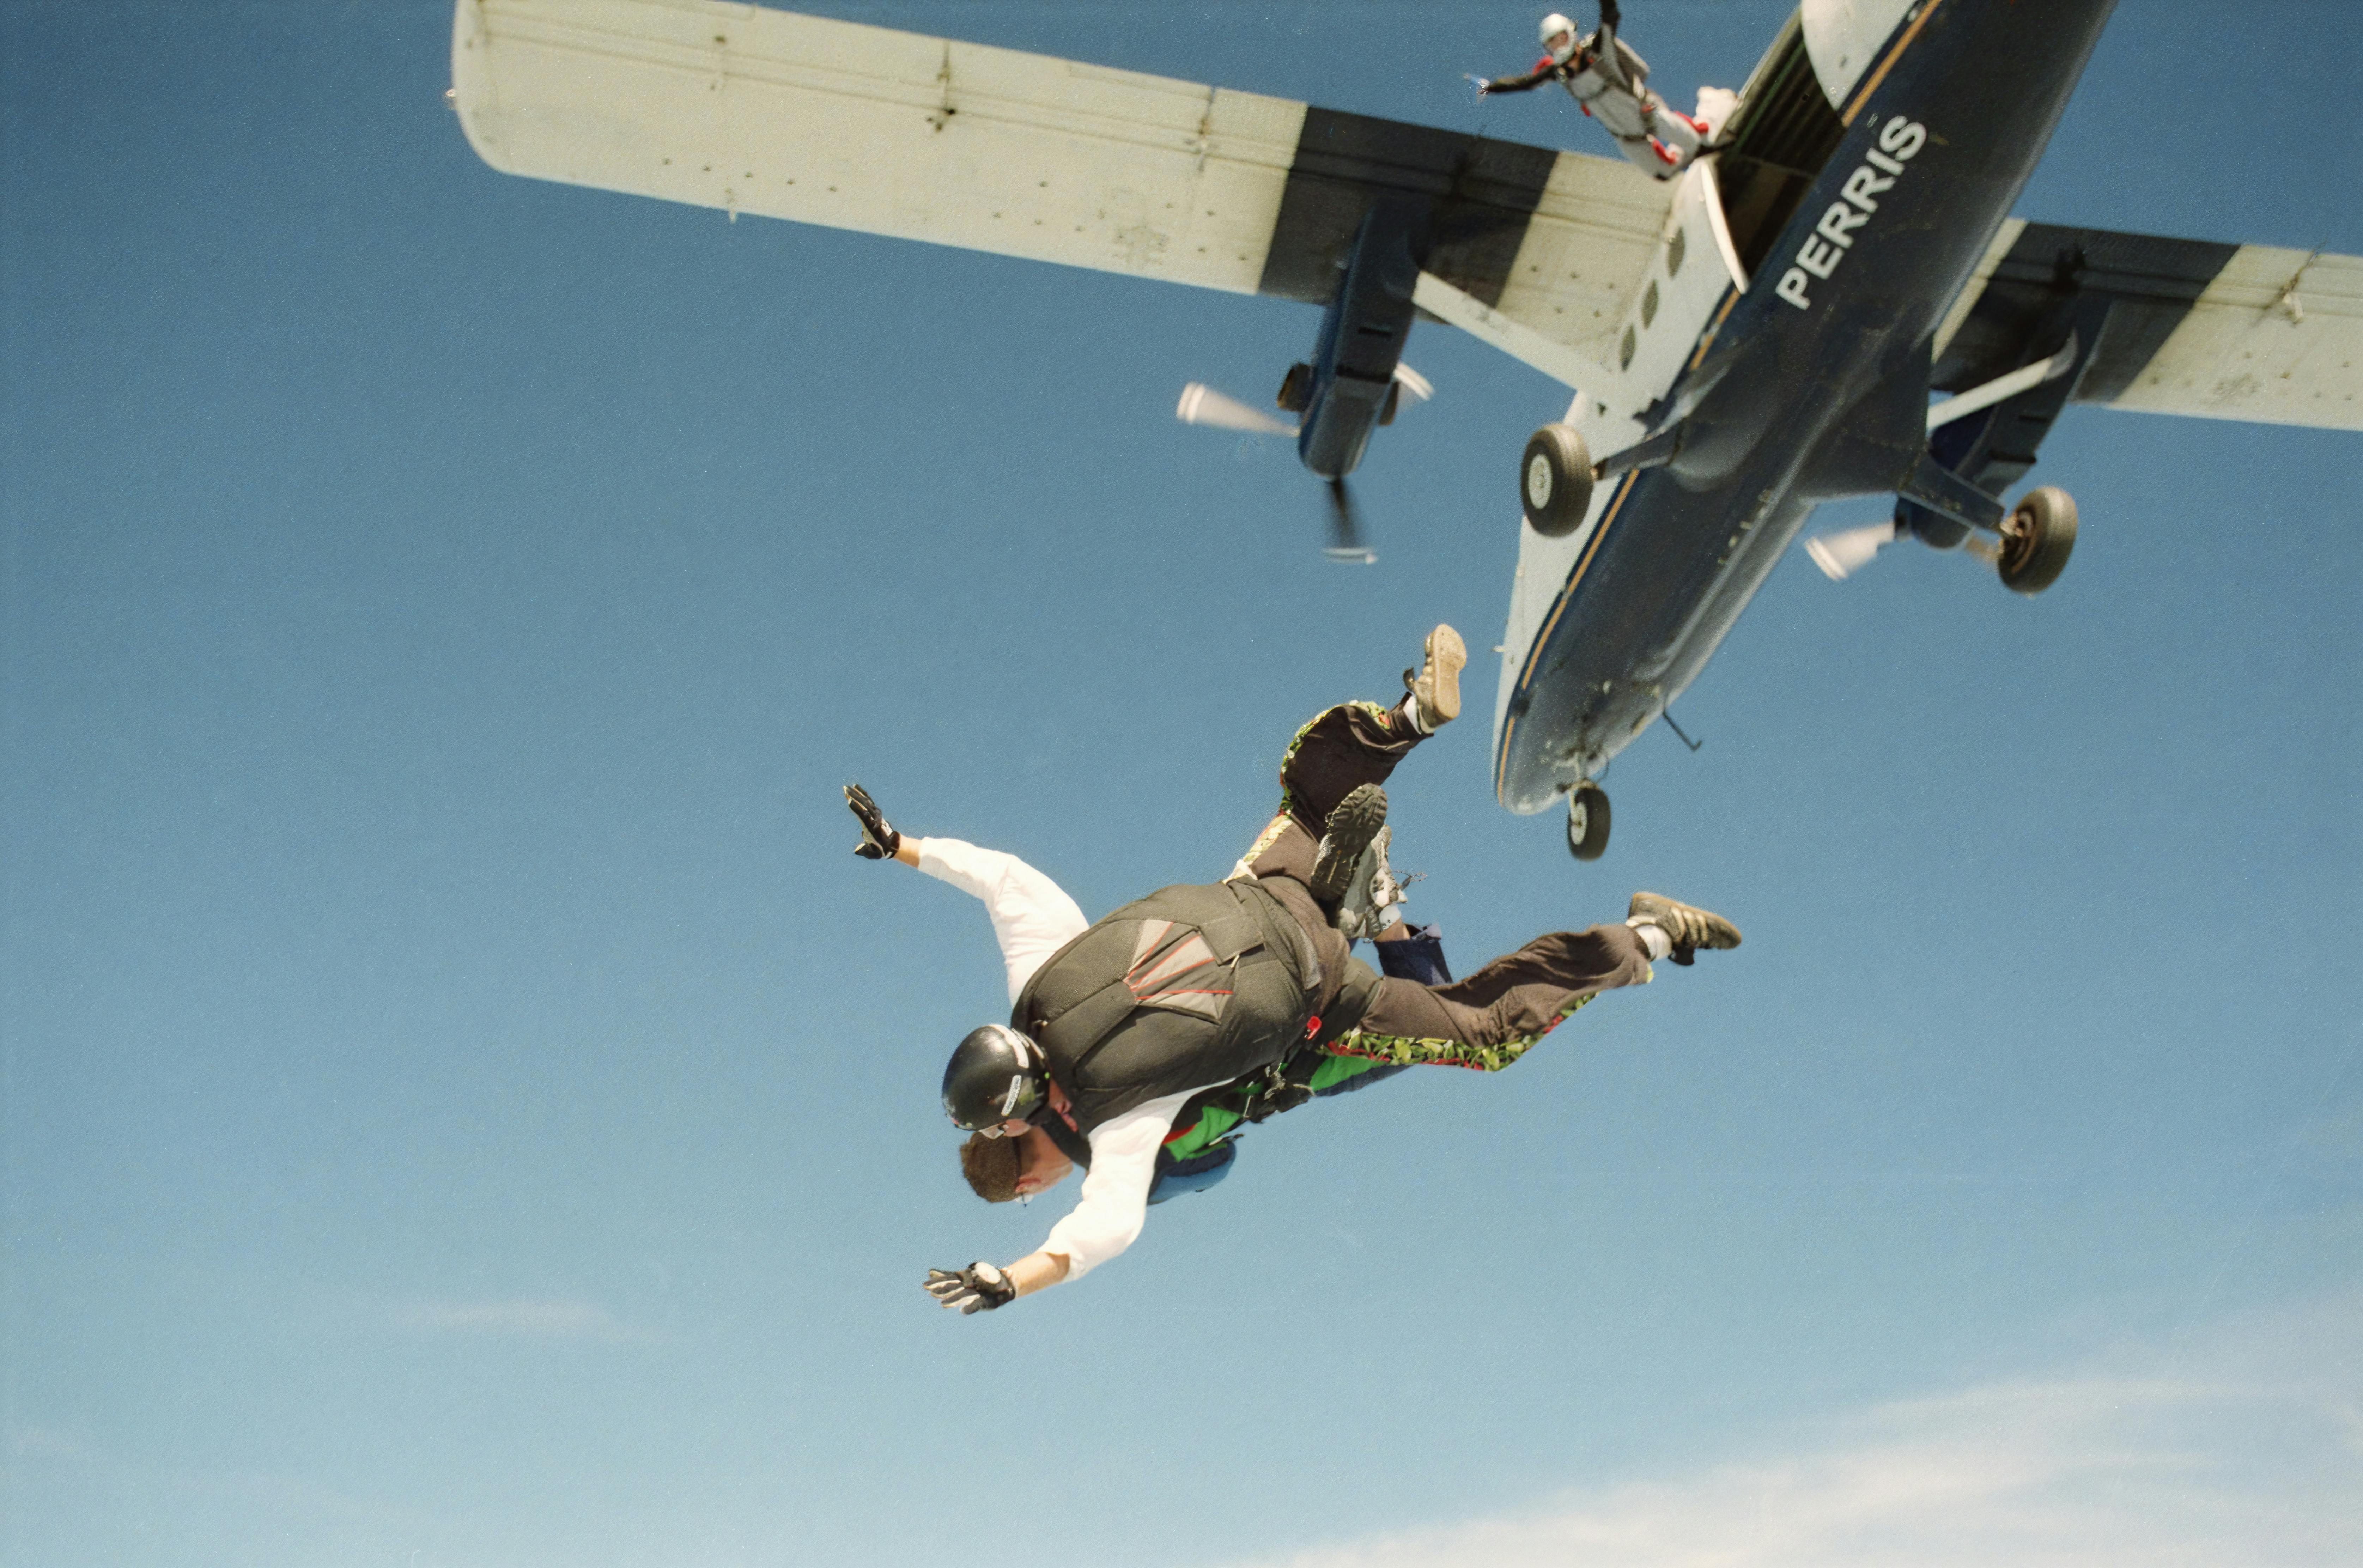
[
  {"x1": 1402, "y1": 624, "x2": 1467, "y2": 730},
  {"x1": 1626, "y1": 891, "x2": 1742, "y2": 966}
]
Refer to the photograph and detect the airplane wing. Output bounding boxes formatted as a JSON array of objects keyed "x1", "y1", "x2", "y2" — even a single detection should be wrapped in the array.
[
  {"x1": 1932, "y1": 219, "x2": 2362, "y2": 431},
  {"x1": 451, "y1": 0, "x2": 1672, "y2": 366}
]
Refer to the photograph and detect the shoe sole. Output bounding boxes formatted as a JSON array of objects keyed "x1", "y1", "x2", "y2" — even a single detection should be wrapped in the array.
[
  {"x1": 1331, "y1": 825, "x2": 1397, "y2": 938},
  {"x1": 1310, "y1": 784, "x2": 1389, "y2": 903},
  {"x1": 1420, "y1": 625, "x2": 1467, "y2": 725}
]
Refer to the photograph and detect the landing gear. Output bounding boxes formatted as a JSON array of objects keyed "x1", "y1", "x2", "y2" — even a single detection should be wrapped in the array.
[
  {"x1": 1521, "y1": 424, "x2": 1595, "y2": 538},
  {"x1": 1277, "y1": 362, "x2": 1312, "y2": 413},
  {"x1": 1997, "y1": 485, "x2": 2077, "y2": 595},
  {"x1": 1565, "y1": 783, "x2": 1611, "y2": 861}
]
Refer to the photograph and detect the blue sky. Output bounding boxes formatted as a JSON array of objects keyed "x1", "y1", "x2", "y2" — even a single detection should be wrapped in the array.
[{"x1": 3, "y1": 2, "x2": 2357, "y2": 1565}]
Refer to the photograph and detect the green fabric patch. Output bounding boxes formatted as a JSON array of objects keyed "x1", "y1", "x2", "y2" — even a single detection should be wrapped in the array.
[
  {"x1": 1159, "y1": 1043, "x2": 1392, "y2": 1160},
  {"x1": 1329, "y1": 992, "x2": 1599, "y2": 1072},
  {"x1": 1161, "y1": 1104, "x2": 1243, "y2": 1162},
  {"x1": 1305, "y1": 1050, "x2": 1389, "y2": 1093}
]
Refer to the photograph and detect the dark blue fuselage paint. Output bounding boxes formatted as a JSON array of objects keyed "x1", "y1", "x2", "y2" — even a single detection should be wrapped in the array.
[{"x1": 1496, "y1": 0, "x2": 2119, "y2": 812}]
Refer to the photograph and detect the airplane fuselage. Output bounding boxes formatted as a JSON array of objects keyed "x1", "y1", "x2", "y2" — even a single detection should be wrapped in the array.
[
  {"x1": 1495, "y1": 0, "x2": 2119, "y2": 812},
  {"x1": 456, "y1": 0, "x2": 2352, "y2": 839}
]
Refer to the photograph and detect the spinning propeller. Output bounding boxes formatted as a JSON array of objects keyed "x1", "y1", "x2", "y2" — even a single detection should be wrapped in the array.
[
  {"x1": 1803, "y1": 520, "x2": 1898, "y2": 581},
  {"x1": 1173, "y1": 382, "x2": 1294, "y2": 437},
  {"x1": 1176, "y1": 365, "x2": 1432, "y2": 566},
  {"x1": 1323, "y1": 476, "x2": 1370, "y2": 565}
]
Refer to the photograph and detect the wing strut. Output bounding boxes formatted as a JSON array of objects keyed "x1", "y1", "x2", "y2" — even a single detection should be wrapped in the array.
[
  {"x1": 1925, "y1": 334, "x2": 2080, "y2": 431},
  {"x1": 1411, "y1": 272, "x2": 1630, "y2": 413},
  {"x1": 1897, "y1": 452, "x2": 2005, "y2": 531}
]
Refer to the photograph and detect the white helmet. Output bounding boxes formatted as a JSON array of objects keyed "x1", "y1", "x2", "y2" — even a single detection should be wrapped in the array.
[{"x1": 1539, "y1": 13, "x2": 1579, "y2": 63}]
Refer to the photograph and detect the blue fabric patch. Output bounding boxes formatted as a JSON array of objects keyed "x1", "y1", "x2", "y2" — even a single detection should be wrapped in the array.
[{"x1": 1146, "y1": 1140, "x2": 1237, "y2": 1205}]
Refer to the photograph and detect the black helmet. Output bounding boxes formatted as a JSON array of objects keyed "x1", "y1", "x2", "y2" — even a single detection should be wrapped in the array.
[{"x1": 942, "y1": 1024, "x2": 1049, "y2": 1133}]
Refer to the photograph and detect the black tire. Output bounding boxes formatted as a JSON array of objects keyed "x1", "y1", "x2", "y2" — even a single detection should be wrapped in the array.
[
  {"x1": 1277, "y1": 362, "x2": 1313, "y2": 414},
  {"x1": 1565, "y1": 784, "x2": 1611, "y2": 861},
  {"x1": 1521, "y1": 424, "x2": 1595, "y2": 538},
  {"x1": 1998, "y1": 485, "x2": 2077, "y2": 595}
]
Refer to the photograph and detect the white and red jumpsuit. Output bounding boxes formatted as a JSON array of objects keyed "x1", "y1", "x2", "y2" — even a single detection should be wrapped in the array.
[{"x1": 1484, "y1": 17, "x2": 1708, "y2": 179}]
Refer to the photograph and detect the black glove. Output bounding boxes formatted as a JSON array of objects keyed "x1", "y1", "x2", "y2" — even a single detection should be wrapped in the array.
[
  {"x1": 1598, "y1": 0, "x2": 1621, "y2": 31},
  {"x1": 844, "y1": 783, "x2": 900, "y2": 861},
  {"x1": 924, "y1": 1262, "x2": 1017, "y2": 1314}
]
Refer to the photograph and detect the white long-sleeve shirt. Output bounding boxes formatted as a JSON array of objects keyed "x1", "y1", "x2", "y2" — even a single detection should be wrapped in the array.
[{"x1": 916, "y1": 836, "x2": 1219, "y2": 1279}]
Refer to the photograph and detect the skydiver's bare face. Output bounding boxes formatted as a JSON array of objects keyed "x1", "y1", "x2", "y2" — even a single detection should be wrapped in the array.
[
  {"x1": 1547, "y1": 29, "x2": 1575, "y2": 57},
  {"x1": 1013, "y1": 1125, "x2": 1073, "y2": 1198}
]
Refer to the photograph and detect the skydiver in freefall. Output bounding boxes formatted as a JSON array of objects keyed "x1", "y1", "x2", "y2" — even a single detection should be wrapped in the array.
[
  {"x1": 842, "y1": 625, "x2": 1744, "y2": 1315},
  {"x1": 1475, "y1": 2, "x2": 1734, "y2": 181},
  {"x1": 957, "y1": 837, "x2": 1451, "y2": 1211}
]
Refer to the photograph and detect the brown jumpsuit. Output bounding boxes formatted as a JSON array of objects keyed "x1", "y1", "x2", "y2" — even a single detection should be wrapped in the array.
[{"x1": 1236, "y1": 698, "x2": 1653, "y2": 1072}]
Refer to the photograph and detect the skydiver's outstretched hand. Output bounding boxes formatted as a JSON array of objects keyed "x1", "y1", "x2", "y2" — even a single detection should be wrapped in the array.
[
  {"x1": 1598, "y1": 0, "x2": 1622, "y2": 31},
  {"x1": 844, "y1": 783, "x2": 900, "y2": 861},
  {"x1": 924, "y1": 1262, "x2": 1017, "y2": 1314},
  {"x1": 1466, "y1": 72, "x2": 1494, "y2": 99}
]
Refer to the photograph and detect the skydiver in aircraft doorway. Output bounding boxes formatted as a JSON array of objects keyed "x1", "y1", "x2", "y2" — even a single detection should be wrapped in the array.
[
  {"x1": 840, "y1": 626, "x2": 1743, "y2": 1315},
  {"x1": 1476, "y1": 2, "x2": 1736, "y2": 181}
]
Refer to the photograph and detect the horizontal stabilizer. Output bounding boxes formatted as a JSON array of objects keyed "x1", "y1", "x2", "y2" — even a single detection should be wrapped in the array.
[{"x1": 1935, "y1": 220, "x2": 2362, "y2": 432}]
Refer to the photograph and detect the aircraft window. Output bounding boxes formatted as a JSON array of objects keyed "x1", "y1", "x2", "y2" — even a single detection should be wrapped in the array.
[
  {"x1": 1712, "y1": 14, "x2": 1847, "y2": 279},
  {"x1": 1621, "y1": 323, "x2": 1639, "y2": 370},
  {"x1": 1666, "y1": 228, "x2": 1686, "y2": 278},
  {"x1": 1642, "y1": 280, "x2": 1660, "y2": 328}
]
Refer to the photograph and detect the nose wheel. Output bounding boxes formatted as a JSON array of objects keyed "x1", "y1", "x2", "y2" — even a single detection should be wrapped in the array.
[{"x1": 1565, "y1": 783, "x2": 1611, "y2": 861}]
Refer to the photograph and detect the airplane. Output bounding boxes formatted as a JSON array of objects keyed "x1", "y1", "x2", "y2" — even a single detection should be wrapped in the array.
[{"x1": 449, "y1": 0, "x2": 2361, "y2": 860}]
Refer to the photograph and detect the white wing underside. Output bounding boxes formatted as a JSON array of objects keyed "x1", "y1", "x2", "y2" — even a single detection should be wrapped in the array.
[
  {"x1": 1938, "y1": 219, "x2": 2363, "y2": 433},
  {"x1": 451, "y1": 0, "x2": 1671, "y2": 371},
  {"x1": 452, "y1": 0, "x2": 2359, "y2": 435}
]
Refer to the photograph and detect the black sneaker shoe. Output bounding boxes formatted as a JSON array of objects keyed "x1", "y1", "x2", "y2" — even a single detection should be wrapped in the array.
[
  {"x1": 1310, "y1": 784, "x2": 1389, "y2": 905},
  {"x1": 1626, "y1": 891, "x2": 1742, "y2": 966}
]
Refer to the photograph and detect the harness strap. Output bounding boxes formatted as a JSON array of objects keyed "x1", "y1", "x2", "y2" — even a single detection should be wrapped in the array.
[
  {"x1": 1228, "y1": 877, "x2": 1323, "y2": 994},
  {"x1": 1197, "y1": 911, "x2": 1262, "y2": 963}
]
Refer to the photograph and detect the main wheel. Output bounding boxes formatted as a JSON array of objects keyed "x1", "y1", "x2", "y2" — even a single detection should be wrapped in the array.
[
  {"x1": 1565, "y1": 784, "x2": 1611, "y2": 861},
  {"x1": 1521, "y1": 424, "x2": 1595, "y2": 538},
  {"x1": 1998, "y1": 485, "x2": 2077, "y2": 595}
]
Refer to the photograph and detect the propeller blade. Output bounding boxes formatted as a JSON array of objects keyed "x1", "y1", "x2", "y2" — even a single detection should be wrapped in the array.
[
  {"x1": 1324, "y1": 478, "x2": 1375, "y2": 564},
  {"x1": 1803, "y1": 521, "x2": 1897, "y2": 581},
  {"x1": 1176, "y1": 382, "x2": 1297, "y2": 437},
  {"x1": 1391, "y1": 363, "x2": 1435, "y2": 404}
]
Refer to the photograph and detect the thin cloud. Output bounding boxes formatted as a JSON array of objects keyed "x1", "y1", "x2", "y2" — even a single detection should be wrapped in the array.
[
  {"x1": 1228, "y1": 1294, "x2": 2363, "y2": 1568},
  {"x1": 8, "y1": 1425, "x2": 101, "y2": 1463},
  {"x1": 388, "y1": 1297, "x2": 650, "y2": 1342}
]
